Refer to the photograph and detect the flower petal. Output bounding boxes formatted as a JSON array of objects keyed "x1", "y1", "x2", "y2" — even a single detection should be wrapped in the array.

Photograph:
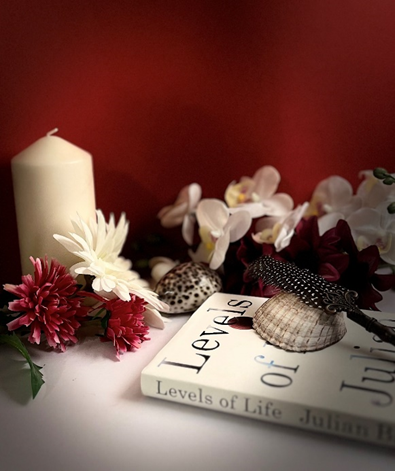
[
  {"x1": 209, "y1": 231, "x2": 230, "y2": 270},
  {"x1": 143, "y1": 306, "x2": 166, "y2": 329},
  {"x1": 158, "y1": 202, "x2": 188, "y2": 228},
  {"x1": 226, "y1": 210, "x2": 252, "y2": 243},
  {"x1": 318, "y1": 212, "x2": 344, "y2": 235},
  {"x1": 188, "y1": 242, "x2": 212, "y2": 265},
  {"x1": 347, "y1": 207, "x2": 381, "y2": 231},
  {"x1": 228, "y1": 202, "x2": 269, "y2": 218},
  {"x1": 187, "y1": 183, "x2": 202, "y2": 209},
  {"x1": 53, "y1": 234, "x2": 82, "y2": 254},
  {"x1": 182, "y1": 213, "x2": 196, "y2": 246},
  {"x1": 252, "y1": 166, "x2": 281, "y2": 199},
  {"x1": 260, "y1": 193, "x2": 294, "y2": 217},
  {"x1": 274, "y1": 202, "x2": 309, "y2": 251},
  {"x1": 196, "y1": 199, "x2": 229, "y2": 231}
]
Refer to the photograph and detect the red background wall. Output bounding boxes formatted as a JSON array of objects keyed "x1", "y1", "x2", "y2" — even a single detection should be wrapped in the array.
[{"x1": 1, "y1": 1, "x2": 395, "y2": 283}]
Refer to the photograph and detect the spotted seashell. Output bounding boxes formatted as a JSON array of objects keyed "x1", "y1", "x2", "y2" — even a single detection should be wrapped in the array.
[
  {"x1": 253, "y1": 291, "x2": 347, "y2": 352},
  {"x1": 155, "y1": 262, "x2": 222, "y2": 314}
]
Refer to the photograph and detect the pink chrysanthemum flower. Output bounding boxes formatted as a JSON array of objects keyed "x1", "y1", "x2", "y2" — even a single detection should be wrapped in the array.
[
  {"x1": 4, "y1": 257, "x2": 88, "y2": 352},
  {"x1": 100, "y1": 296, "x2": 150, "y2": 359}
]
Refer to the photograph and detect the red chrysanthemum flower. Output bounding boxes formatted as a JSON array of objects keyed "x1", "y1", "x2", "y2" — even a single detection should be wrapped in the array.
[
  {"x1": 4, "y1": 257, "x2": 88, "y2": 351},
  {"x1": 100, "y1": 296, "x2": 150, "y2": 359}
]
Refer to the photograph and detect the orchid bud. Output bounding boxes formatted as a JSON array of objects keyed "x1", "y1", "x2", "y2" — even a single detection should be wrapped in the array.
[
  {"x1": 387, "y1": 202, "x2": 395, "y2": 214},
  {"x1": 373, "y1": 167, "x2": 388, "y2": 179},
  {"x1": 383, "y1": 177, "x2": 395, "y2": 185}
]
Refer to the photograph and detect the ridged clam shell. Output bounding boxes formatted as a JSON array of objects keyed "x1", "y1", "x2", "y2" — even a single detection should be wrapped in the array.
[
  {"x1": 253, "y1": 291, "x2": 347, "y2": 352},
  {"x1": 155, "y1": 262, "x2": 222, "y2": 313}
]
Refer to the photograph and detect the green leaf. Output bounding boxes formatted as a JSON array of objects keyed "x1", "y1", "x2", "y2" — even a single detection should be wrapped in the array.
[{"x1": 0, "y1": 333, "x2": 45, "y2": 399}]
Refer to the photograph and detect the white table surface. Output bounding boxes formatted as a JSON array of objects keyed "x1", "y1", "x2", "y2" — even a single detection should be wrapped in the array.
[{"x1": 1, "y1": 292, "x2": 395, "y2": 471}]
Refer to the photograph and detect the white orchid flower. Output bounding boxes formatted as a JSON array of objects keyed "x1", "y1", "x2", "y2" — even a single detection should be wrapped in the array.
[
  {"x1": 306, "y1": 175, "x2": 362, "y2": 235},
  {"x1": 54, "y1": 210, "x2": 169, "y2": 324},
  {"x1": 252, "y1": 202, "x2": 309, "y2": 251},
  {"x1": 225, "y1": 166, "x2": 293, "y2": 218},
  {"x1": 357, "y1": 170, "x2": 395, "y2": 208},
  {"x1": 157, "y1": 183, "x2": 202, "y2": 245},
  {"x1": 189, "y1": 199, "x2": 252, "y2": 270},
  {"x1": 308, "y1": 175, "x2": 362, "y2": 218},
  {"x1": 346, "y1": 202, "x2": 395, "y2": 265}
]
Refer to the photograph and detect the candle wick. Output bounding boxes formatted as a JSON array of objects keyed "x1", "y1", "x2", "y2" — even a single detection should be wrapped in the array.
[{"x1": 47, "y1": 128, "x2": 59, "y2": 137}]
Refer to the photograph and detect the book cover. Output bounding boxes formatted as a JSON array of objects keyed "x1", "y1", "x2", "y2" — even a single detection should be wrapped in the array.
[{"x1": 141, "y1": 292, "x2": 395, "y2": 448}]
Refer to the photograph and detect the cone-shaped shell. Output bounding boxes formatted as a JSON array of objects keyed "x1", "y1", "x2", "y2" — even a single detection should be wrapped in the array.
[{"x1": 253, "y1": 291, "x2": 347, "y2": 352}]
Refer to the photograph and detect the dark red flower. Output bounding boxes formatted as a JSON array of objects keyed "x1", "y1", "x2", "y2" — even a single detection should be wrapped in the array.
[
  {"x1": 4, "y1": 257, "x2": 88, "y2": 351},
  {"x1": 100, "y1": 296, "x2": 150, "y2": 359},
  {"x1": 235, "y1": 237, "x2": 281, "y2": 298},
  {"x1": 279, "y1": 217, "x2": 349, "y2": 281}
]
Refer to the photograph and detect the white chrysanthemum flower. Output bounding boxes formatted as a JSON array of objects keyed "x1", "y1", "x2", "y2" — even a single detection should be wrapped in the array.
[{"x1": 54, "y1": 210, "x2": 169, "y2": 323}]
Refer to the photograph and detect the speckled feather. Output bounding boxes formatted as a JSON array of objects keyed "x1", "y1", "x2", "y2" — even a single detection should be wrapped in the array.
[{"x1": 247, "y1": 256, "x2": 352, "y2": 314}]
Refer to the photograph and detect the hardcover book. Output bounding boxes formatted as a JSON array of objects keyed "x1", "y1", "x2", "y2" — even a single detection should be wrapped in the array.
[{"x1": 141, "y1": 293, "x2": 395, "y2": 448}]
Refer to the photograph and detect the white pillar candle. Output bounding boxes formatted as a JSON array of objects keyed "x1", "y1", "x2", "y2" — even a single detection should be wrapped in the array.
[{"x1": 11, "y1": 129, "x2": 96, "y2": 275}]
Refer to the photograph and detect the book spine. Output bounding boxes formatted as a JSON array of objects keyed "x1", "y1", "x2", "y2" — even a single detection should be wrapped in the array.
[{"x1": 141, "y1": 374, "x2": 395, "y2": 449}]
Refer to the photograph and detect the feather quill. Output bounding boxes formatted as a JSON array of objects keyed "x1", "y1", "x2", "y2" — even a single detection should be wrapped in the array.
[{"x1": 247, "y1": 256, "x2": 395, "y2": 347}]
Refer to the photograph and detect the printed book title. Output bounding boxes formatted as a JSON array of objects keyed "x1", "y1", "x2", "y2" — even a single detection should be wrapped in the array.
[{"x1": 150, "y1": 296, "x2": 395, "y2": 445}]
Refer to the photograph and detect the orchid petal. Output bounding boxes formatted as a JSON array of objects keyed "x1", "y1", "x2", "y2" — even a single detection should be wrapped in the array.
[
  {"x1": 346, "y1": 207, "x2": 395, "y2": 262},
  {"x1": 309, "y1": 176, "x2": 361, "y2": 219},
  {"x1": 254, "y1": 216, "x2": 280, "y2": 232},
  {"x1": 260, "y1": 193, "x2": 294, "y2": 217},
  {"x1": 273, "y1": 202, "x2": 309, "y2": 251},
  {"x1": 252, "y1": 166, "x2": 281, "y2": 199},
  {"x1": 158, "y1": 183, "x2": 201, "y2": 229},
  {"x1": 318, "y1": 212, "x2": 344, "y2": 235},
  {"x1": 209, "y1": 231, "x2": 230, "y2": 270},
  {"x1": 158, "y1": 202, "x2": 189, "y2": 227},
  {"x1": 226, "y1": 210, "x2": 252, "y2": 242},
  {"x1": 357, "y1": 170, "x2": 395, "y2": 208},
  {"x1": 224, "y1": 179, "x2": 255, "y2": 207},
  {"x1": 347, "y1": 207, "x2": 381, "y2": 229},
  {"x1": 187, "y1": 183, "x2": 202, "y2": 209},
  {"x1": 182, "y1": 213, "x2": 196, "y2": 245},
  {"x1": 196, "y1": 199, "x2": 229, "y2": 231},
  {"x1": 322, "y1": 176, "x2": 353, "y2": 208},
  {"x1": 228, "y1": 202, "x2": 268, "y2": 218},
  {"x1": 189, "y1": 242, "x2": 212, "y2": 265}
]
